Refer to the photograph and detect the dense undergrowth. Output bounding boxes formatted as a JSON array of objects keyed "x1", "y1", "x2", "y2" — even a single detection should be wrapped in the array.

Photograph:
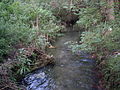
[
  {"x1": 0, "y1": 0, "x2": 63, "y2": 88},
  {"x1": 0, "y1": 0, "x2": 61, "y2": 64},
  {"x1": 0, "y1": 0, "x2": 120, "y2": 90},
  {"x1": 69, "y1": 1, "x2": 120, "y2": 90}
]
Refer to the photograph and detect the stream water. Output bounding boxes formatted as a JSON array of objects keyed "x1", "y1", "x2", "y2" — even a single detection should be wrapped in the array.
[{"x1": 22, "y1": 31, "x2": 98, "y2": 90}]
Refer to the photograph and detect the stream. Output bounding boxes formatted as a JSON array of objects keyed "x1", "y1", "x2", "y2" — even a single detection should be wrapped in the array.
[{"x1": 22, "y1": 30, "x2": 98, "y2": 90}]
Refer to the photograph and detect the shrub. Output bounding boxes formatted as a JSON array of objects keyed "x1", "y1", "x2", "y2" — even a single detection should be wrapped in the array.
[
  {"x1": 0, "y1": 0, "x2": 62, "y2": 62},
  {"x1": 76, "y1": 7, "x2": 102, "y2": 29},
  {"x1": 70, "y1": 1, "x2": 120, "y2": 89},
  {"x1": 16, "y1": 48, "x2": 32, "y2": 75},
  {"x1": 102, "y1": 55, "x2": 120, "y2": 89},
  {"x1": 70, "y1": 21, "x2": 120, "y2": 55}
]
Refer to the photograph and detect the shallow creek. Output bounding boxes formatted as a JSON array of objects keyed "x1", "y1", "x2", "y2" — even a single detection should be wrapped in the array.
[{"x1": 22, "y1": 31, "x2": 98, "y2": 90}]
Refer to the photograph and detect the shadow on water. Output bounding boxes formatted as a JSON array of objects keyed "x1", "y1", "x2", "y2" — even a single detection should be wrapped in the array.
[{"x1": 22, "y1": 29, "x2": 99, "y2": 90}]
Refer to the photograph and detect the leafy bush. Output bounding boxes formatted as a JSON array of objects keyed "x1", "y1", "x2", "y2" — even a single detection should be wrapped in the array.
[
  {"x1": 16, "y1": 49, "x2": 32, "y2": 75},
  {"x1": 71, "y1": 21, "x2": 120, "y2": 54},
  {"x1": 76, "y1": 7, "x2": 102, "y2": 29},
  {"x1": 102, "y1": 55, "x2": 120, "y2": 89},
  {"x1": 69, "y1": 1, "x2": 120, "y2": 89},
  {"x1": 0, "y1": 0, "x2": 62, "y2": 62}
]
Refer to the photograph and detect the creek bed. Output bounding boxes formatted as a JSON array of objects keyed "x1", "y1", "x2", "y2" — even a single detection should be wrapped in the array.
[{"x1": 22, "y1": 31, "x2": 99, "y2": 90}]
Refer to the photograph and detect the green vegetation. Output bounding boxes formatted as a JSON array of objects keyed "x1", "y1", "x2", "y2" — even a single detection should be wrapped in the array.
[
  {"x1": 102, "y1": 55, "x2": 120, "y2": 89},
  {"x1": 0, "y1": 0, "x2": 62, "y2": 86},
  {"x1": 16, "y1": 49, "x2": 32, "y2": 75},
  {"x1": 0, "y1": 0, "x2": 62, "y2": 60},
  {"x1": 69, "y1": 0, "x2": 120, "y2": 89},
  {"x1": 0, "y1": 0, "x2": 120, "y2": 89},
  {"x1": 0, "y1": 0, "x2": 62, "y2": 61}
]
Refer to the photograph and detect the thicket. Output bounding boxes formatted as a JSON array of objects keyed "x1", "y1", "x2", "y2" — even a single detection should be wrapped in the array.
[
  {"x1": 69, "y1": 1, "x2": 120, "y2": 89},
  {"x1": 0, "y1": 0, "x2": 63, "y2": 79},
  {"x1": 0, "y1": 0, "x2": 120, "y2": 89}
]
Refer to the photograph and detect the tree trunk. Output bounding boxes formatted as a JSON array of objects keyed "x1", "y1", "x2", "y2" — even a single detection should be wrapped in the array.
[{"x1": 106, "y1": 0, "x2": 115, "y2": 20}]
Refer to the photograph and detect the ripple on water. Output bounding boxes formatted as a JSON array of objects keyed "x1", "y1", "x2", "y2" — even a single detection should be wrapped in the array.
[{"x1": 22, "y1": 32, "x2": 99, "y2": 90}]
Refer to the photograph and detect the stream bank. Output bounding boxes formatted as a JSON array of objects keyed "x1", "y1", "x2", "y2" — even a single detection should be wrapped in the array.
[{"x1": 22, "y1": 31, "x2": 99, "y2": 90}]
